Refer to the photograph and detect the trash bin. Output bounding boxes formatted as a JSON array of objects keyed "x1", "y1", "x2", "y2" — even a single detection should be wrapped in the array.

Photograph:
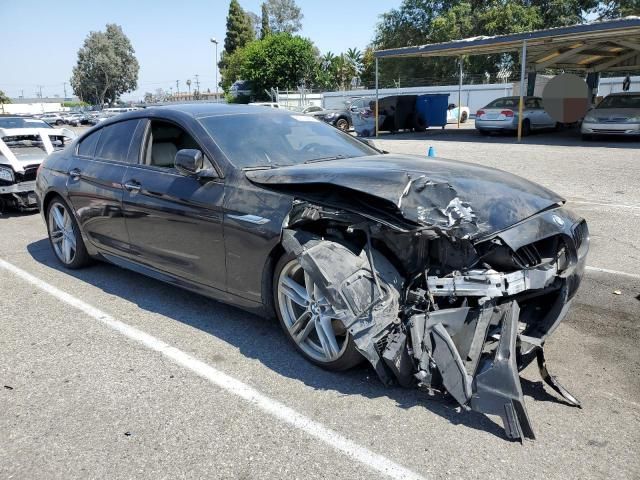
[
  {"x1": 377, "y1": 95, "x2": 417, "y2": 132},
  {"x1": 415, "y1": 94, "x2": 450, "y2": 130}
]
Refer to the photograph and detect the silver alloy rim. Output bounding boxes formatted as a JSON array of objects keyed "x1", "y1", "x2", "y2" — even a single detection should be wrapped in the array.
[
  {"x1": 277, "y1": 259, "x2": 349, "y2": 363},
  {"x1": 48, "y1": 202, "x2": 77, "y2": 265}
]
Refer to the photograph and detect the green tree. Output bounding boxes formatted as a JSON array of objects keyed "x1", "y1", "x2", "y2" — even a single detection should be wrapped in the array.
[
  {"x1": 0, "y1": 90, "x2": 11, "y2": 104},
  {"x1": 345, "y1": 48, "x2": 363, "y2": 75},
  {"x1": 260, "y1": 2, "x2": 271, "y2": 38},
  {"x1": 266, "y1": 0, "x2": 303, "y2": 33},
  {"x1": 223, "y1": 0, "x2": 255, "y2": 56},
  {"x1": 227, "y1": 33, "x2": 317, "y2": 98},
  {"x1": 595, "y1": 0, "x2": 640, "y2": 19},
  {"x1": 70, "y1": 24, "x2": 139, "y2": 106}
]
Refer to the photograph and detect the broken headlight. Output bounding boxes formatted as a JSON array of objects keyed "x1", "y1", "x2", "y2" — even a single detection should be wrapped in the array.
[{"x1": 0, "y1": 166, "x2": 14, "y2": 183}]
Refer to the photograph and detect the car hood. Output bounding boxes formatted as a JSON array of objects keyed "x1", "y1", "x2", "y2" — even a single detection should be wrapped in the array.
[
  {"x1": 589, "y1": 107, "x2": 640, "y2": 120},
  {"x1": 245, "y1": 154, "x2": 564, "y2": 239}
]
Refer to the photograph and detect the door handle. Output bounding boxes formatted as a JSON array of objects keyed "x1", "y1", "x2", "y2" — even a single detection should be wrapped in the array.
[
  {"x1": 68, "y1": 168, "x2": 81, "y2": 179},
  {"x1": 123, "y1": 181, "x2": 141, "y2": 193}
]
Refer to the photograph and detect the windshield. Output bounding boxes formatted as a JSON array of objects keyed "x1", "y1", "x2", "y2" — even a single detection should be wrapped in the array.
[
  {"x1": 597, "y1": 94, "x2": 640, "y2": 109},
  {"x1": 199, "y1": 112, "x2": 377, "y2": 168},
  {"x1": 0, "y1": 118, "x2": 52, "y2": 129}
]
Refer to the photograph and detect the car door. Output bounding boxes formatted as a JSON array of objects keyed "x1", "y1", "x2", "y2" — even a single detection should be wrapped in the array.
[
  {"x1": 121, "y1": 118, "x2": 226, "y2": 291},
  {"x1": 65, "y1": 119, "x2": 143, "y2": 256}
]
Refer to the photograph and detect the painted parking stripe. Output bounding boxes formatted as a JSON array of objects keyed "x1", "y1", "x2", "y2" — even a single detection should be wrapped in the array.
[
  {"x1": 585, "y1": 266, "x2": 640, "y2": 280},
  {"x1": 0, "y1": 258, "x2": 425, "y2": 480}
]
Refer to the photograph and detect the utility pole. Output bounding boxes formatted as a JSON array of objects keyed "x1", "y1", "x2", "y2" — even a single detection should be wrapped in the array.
[
  {"x1": 194, "y1": 74, "x2": 200, "y2": 92},
  {"x1": 63, "y1": 82, "x2": 67, "y2": 99},
  {"x1": 20, "y1": 89, "x2": 24, "y2": 98},
  {"x1": 176, "y1": 80, "x2": 180, "y2": 97},
  {"x1": 210, "y1": 37, "x2": 219, "y2": 101}
]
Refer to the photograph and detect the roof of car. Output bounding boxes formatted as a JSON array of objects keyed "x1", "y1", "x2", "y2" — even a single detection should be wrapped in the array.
[
  {"x1": 606, "y1": 91, "x2": 639, "y2": 96},
  {"x1": 155, "y1": 102, "x2": 279, "y2": 118}
]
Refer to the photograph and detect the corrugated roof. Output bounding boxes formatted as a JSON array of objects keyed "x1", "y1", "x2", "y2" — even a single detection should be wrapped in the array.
[{"x1": 374, "y1": 17, "x2": 640, "y2": 72}]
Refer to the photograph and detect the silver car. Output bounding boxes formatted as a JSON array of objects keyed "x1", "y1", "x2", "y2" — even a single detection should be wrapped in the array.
[
  {"x1": 475, "y1": 96, "x2": 556, "y2": 136},
  {"x1": 581, "y1": 92, "x2": 640, "y2": 139}
]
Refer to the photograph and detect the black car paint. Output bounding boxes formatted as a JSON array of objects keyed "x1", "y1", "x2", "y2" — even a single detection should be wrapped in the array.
[{"x1": 37, "y1": 103, "x2": 573, "y2": 315}]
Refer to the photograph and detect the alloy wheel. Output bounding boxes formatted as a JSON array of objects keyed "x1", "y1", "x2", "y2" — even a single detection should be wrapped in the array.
[
  {"x1": 48, "y1": 202, "x2": 77, "y2": 265},
  {"x1": 277, "y1": 259, "x2": 350, "y2": 363}
]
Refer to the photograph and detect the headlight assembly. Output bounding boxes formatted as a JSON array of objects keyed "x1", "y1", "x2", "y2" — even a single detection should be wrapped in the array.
[
  {"x1": 583, "y1": 114, "x2": 596, "y2": 123},
  {"x1": 0, "y1": 166, "x2": 14, "y2": 183}
]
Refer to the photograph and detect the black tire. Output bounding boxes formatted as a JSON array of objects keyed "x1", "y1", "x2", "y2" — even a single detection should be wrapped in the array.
[
  {"x1": 335, "y1": 118, "x2": 349, "y2": 132},
  {"x1": 521, "y1": 119, "x2": 531, "y2": 136},
  {"x1": 46, "y1": 196, "x2": 91, "y2": 269},
  {"x1": 56, "y1": 120, "x2": 64, "y2": 126},
  {"x1": 460, "y1": 111, "x2": 468, "y2": 123},
  {"x1": 273, "y1": 252, "x2": 363, "y2": 371}
]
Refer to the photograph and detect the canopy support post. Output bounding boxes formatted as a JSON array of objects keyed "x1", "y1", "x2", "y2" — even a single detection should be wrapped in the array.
[
  {"x1": 517, "y1": 40, "x2": 527, "y2": 141},
  {"x1": 458, "y1": 56, "x2": 463, "y2": 128},
  {"x1": 375, "y1": 57, "x2": 379, "y2": 137}
]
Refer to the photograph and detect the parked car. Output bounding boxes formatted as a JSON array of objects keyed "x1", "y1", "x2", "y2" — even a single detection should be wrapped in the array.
[
  {"x1": 446, "y1": 103, "x2": 470, "y2": 123},
  {"x1": 0, "y1": 117, "x2": 75, "y2": 212},
  {"x1": 475, "y1": 96, "x2": 557, "y2": 135},
  {"x1": 65, "y1": 113, "x2": 88, "y2": 126},
  {"x1": 36, "y1": 104, "x2": 588, "y2": 441},
  {"x1": 39, "y1": 112, "x2": 65, "y2": 126},
  {"x1": 308, "y1": 105, "x2": 352, "y2": 131},
  {"x1": 581, "y1": 92, "x2": 640, "y2": 139}
]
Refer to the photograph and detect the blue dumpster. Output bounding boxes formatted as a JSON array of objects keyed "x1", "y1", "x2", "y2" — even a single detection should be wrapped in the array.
[{"x1": 415, "y1": 94, "x2": 450, "y2": 130}]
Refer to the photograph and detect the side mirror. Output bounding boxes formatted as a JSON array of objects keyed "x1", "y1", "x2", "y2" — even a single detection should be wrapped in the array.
[{"x1": 175, "y1": 149, "x2": 204, "y2": 175}]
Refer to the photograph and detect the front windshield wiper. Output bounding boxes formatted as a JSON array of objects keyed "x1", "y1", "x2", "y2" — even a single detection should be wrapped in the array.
[{"x1": 304, "y1": 154, "x2": 349, "y2": 164}]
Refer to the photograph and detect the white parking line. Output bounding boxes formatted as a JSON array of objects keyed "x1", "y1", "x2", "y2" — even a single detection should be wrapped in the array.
[
  {"x1": 0, "y1": 258, "x2": 425, "y2": 480},
  {"x1": 585, "y1": 266, "x2": 640, "y2": 280}
]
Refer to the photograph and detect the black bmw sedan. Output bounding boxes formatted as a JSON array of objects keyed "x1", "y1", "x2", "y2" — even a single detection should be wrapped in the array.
[{"x1": 36, "y1": 104, "x2": 588, "y2": 441}]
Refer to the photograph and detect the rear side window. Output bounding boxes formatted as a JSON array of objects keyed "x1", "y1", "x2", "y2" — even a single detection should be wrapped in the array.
[
  {"x1": 95, "y1": 120, "x2": 140, "y2": 162},
  {"x1": 77, "y1": 130, "x2": 102, "y2": 157}
]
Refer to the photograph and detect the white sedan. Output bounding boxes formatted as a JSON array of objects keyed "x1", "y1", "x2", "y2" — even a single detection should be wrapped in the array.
[{"x1": 581, "y1": 92, "x2": 640, "y2": 139}]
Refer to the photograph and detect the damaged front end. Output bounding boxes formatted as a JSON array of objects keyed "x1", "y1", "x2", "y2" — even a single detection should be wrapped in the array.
[{"x1": 278, "y1": 195, "x2": 589, "y2": 441}]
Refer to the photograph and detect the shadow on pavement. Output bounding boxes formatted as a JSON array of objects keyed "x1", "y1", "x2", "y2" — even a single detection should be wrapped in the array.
[
  {"x1": 375, "y1": 127, "x2": 640, "y2": 149},
  {"x1": 26, "y1": 237, "x2": 575, "y2": 441}
]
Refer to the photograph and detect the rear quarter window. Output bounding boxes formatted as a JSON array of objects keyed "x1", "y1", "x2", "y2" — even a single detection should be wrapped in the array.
[{"x1": 77, "y1": 129, "x2": 102, "y2": 157}]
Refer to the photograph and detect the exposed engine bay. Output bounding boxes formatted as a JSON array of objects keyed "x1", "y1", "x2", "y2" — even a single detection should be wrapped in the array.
[{"x1": 279, "y1": 198, "x2": 589, "y2": 442}]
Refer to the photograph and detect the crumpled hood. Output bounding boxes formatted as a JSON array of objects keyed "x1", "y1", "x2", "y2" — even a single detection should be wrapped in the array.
[{"x1": 245, "y1": 154, "x2": 564, "y2": 238}]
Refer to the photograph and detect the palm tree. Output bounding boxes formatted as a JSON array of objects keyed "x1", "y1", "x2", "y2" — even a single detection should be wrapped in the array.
[
  {"x1": 345, "y1": 48, "x2": 363, "y2": 74},
  {"x1": 186, "y1": 79, "x2": 192, "y2": 96},
  {"x1": 321, "y1": 52, "x2": 335, "y2": 71}
]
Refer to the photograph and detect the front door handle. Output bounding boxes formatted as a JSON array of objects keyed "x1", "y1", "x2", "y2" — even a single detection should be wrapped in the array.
[
  {"x1": 68, "y1": 168, "x2": 81, "y2": 179},
  {"x1": 123, "y1": 180, "x2": 141, "y2": 193}
]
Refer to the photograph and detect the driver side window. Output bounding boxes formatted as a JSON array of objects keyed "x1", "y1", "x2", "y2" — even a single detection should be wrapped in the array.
[{"x1": 143, "y1": 120, "x2": 212, "y2": 170}]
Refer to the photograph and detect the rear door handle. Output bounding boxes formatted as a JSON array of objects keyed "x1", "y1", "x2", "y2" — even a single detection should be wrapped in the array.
[
  {"x1": 123, "y1": 180, "x2": 141, "y2": 193},
  {"x1": 68, "y1": 168, "x2": 81, "y2": 179}
]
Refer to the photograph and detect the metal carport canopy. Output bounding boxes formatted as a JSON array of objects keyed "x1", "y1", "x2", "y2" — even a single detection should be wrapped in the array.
[
  {"x1": 371, "y1": 17, "x2": 640, "y2": 140},
  {"x1": 373, "y1": 17, "x2": 640, "y2": 72}
]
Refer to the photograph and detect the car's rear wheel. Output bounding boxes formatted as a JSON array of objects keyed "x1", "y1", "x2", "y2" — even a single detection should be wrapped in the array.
[
  {"x1": 56, "y1": 120, "x2": 64, "y2": 126},
  {"x1": 273, "y1": 254, "x2": 362, "y2": 371},
  {"x1": 335, "y1": 118, "x2": 349, "y2": 132},
  {"x1": 47, "y1": 198, "x2": 90, "y2": 269}
]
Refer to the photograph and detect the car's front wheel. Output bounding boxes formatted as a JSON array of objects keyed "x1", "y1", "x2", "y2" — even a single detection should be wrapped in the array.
[
  {"x1": 335, "y1": 118, "x2": 349, "y2": 132},
  {"x1": 47, "y1": 197, "x2": 90, "y2": 269},
  {"x1": 273, "y1": 254, "x2": 362, "y2": 371}
]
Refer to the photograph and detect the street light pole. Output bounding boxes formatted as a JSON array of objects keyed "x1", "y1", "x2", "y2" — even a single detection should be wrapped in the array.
[{"x1": 210, "y1": 37, "x2": 219, "y2": 101}]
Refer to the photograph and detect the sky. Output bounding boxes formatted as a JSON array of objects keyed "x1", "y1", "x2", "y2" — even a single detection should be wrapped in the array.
[{"x1": 0, "y1": 0, "x2": 401, "y2": 101}]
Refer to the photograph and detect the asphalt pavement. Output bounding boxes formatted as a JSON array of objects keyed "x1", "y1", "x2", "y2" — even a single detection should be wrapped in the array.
[{"x1": 1, "y1": 126, "x2": 639, "y2": 479}]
